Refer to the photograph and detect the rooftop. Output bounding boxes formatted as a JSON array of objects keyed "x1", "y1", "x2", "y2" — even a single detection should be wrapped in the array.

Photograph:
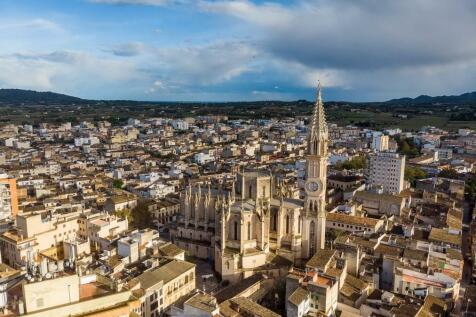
[
  {"x1": 288, "y1": 287, "x2": 309, "y2": 306},
  {"x1": 428, "y1": 227, "x2": 461, "y2": 247},
  {"x1": 136, "y1": 259, "x2": 195, "y2": 290},
  {"x1": 229, "y1": 297, "x2": 280, "y2": 317},
  {"x1": 327, "y1": 212, "x2": 381, "y2": 227},
  {"x1": 185, "y1": 291, "x2": 219, "y2": 313},
  {"x1": 306, "y1": 249, "x2": 336, "y2": 270}
]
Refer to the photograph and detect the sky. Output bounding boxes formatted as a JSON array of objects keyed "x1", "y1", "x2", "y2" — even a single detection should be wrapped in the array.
[{"x1": 0, "y1": 0, "x2": 475, "y2": 102}]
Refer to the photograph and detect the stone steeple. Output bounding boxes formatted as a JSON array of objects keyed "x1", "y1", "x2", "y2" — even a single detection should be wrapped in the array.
[
  {"x1": 308, "y1": 81, "x2": 328, "y2": 156},
  {"x1": 304, "y1": 80, "x2": 329, "y2": 256}
]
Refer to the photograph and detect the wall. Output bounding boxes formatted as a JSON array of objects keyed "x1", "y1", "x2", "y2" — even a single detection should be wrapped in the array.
[{"x1": 23, "y1": 274, "x2": 80, "y2": 313}]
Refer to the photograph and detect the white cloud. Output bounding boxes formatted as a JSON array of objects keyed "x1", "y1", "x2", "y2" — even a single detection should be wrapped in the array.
[
  {"x1": 149, "y1": 41, "x2": 258, "y2": 86},
  {"x1": 0, "y1": 18, "x2": 62, "y2": 32},
  {"x1": 198, "y1": 0, "x2": 476, "y2": 98},
  {"x1": 198, "y1": 0, "x2": 292, "y2": 27},
  {"x1": 89, "y1": 0, "x2": 177, "y2": 6},
  {"x1": 0, "y1": 51, "x2": 141, "y2": 97}
]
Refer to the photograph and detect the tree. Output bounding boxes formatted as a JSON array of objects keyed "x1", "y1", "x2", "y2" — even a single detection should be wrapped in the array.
[
  {"x1": 396, "y1": 137, "x2": 419, "y2": 158},
  {"x1": 115, "y1": 208, "x2": 131, "y2": 223},
  {"x1": 438, "y1": 168, "x2": 460, "y2": 180},
  {"x1": 405, "y1": 166, "x2": 428, "y2": 185},
  {"x1": 465, "y1": 173, "x2": 476, "y2": 203},
  {"x1": 131, "y1": 201, "x2": 153, "y2": 229},
  {"x1": 335, "y1": 156, "x2": 367, "y2": 171},
  {"x1": 113, "y1": 179, "x2": 124, "y2": 189}
]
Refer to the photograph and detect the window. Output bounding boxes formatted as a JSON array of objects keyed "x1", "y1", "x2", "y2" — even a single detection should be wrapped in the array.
[
  {"x1": 234, "y1": 221, "x2": 238, "y2": 240},
  {"x1": 286, "y1": 215, "x2": 290, "y2": 234},
  {"x1": 36, "y1": 298, "x2": 44, "y2": 308},
  {"x1": 247, "y1": 222, "x2": 251, "y2": 240}
]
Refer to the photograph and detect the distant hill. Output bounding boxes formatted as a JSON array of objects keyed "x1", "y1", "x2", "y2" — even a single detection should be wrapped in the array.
[
  {"x1": 1, "y1": 88, "x2": 476, "y2": 106},
  {"x1": 386, "y1": 91, "x2": 476, "y2": 105},
  {"x1": 0, "y1": 89, "x2": 86, "y2": 105}
]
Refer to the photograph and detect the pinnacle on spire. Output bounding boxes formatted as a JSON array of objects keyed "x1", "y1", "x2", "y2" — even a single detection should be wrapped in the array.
[
  {"x1": 317, "y1": 80, "x2": 322, "y2": 103},
  {"x1": 309, "y1": 80, "x2": 328, "y2": 138}
]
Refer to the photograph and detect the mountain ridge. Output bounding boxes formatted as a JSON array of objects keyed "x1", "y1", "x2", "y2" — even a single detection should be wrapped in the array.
[{"x1": 1, "y1": 88, "x2": 476, "y2": 105}]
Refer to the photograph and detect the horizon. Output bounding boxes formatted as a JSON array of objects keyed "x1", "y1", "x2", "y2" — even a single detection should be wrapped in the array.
[
  {"x1": 0, "y1": 1, "x2": 475, "y2": 101},
  {"x1": 2, "y1": 87, "x2": 476, "y2": 104}
]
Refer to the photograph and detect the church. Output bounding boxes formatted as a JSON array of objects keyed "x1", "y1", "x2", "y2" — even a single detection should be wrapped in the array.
[{"x1": 170, "y1": 83, "x2": 329, "y2": 282}]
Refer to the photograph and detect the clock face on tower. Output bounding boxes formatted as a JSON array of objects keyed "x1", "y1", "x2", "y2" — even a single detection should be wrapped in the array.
[{"x1": 306, "y1": 180, "x2": 322, "y2": 194}]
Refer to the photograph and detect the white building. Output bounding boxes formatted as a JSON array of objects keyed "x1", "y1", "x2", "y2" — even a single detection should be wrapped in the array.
[
  {"x1": 74, "y1": 136, "x2": 100, "y2": 147},
  {"x1": 371, "y1": 135, "x2": 389, "y2": 152},
  {"x1": 194, "y1": 152, "x2": 214, "y2": 165},
  {"x1": 128, "y1": 118, "x2": 141, "y2": 126},
  {"x1": 368, "y1": 152, "x2": 405, "y2": 194},
  {"x1": 171, "y1": 120, "x2": 189, "y2": 130}
]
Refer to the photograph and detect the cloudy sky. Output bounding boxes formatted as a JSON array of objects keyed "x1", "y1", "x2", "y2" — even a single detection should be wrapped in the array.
[{"x1": 0, "y1": 0, "x2": 475, "y2": 101}]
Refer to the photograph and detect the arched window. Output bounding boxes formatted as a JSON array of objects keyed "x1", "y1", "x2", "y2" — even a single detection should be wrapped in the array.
[
  {"x1": 249, "y1": 184, "x2": 252, "y2": 198},
  {"x1": 234, "y1": 221, "x2": 238, "y2": 240},
  {"x1": 298, "y1": 216, "x2": 302, "y2": 234},
  {"x1": 309, "y1": 221, "x2": 315, "y2": 255},
  {"x1": 272, "y1": 211, "x2": 277, "y2": 231},
  {"x1": 247, "y1": 222, "x2": 251, "y2": 240},
  {"x1": 286, "y1": 215, "x2": 290, "y2": 234}
]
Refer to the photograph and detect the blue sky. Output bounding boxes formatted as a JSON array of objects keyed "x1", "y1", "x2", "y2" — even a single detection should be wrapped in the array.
[{"x1": 0, "y1": 0, "x2": 475, "y2": 101}]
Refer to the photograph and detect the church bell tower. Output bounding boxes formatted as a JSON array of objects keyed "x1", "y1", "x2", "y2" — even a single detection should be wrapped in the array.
[{"x1": 303, "y1": 81, "x2": 328, "y2": 256}]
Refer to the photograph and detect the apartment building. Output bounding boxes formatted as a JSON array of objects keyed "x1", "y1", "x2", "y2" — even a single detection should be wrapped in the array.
[
  {"x1": 371, "y1": 135, "x2": 389, "y2": 152},
  {"x1": 80, "y1": 213, "x2": 129, "y2": 251},
  {"x1": 0, "y1": 175, "x2": 18, "y2": 220},
  {"x1": 0, "y1": 211, "x2": 81, "y2": 269},
  {"x1": 130, "y1": 259, "x2": 196, "y2": 317},
  {"x1": 368, "y1": 152, "x2": 405, "y2": 194},
  {"x1": 286, "y1": 268, "x2": 339, "y2": 317},
  {"x1": 104, "y1": 194, "x2": 137, "y2": 213}
]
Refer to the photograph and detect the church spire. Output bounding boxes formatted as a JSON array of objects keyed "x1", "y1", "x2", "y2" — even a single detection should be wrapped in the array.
[
  {"x1": 309, "y1": 81, "x2": 327, "y2": 138},
  {"x1": 308, "y1": 81, "x2": 328, "y2": 156}
]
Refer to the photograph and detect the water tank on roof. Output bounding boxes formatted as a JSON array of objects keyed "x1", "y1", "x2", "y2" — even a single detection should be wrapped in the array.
[
  {"x1": 40, "y1": 258, "x2": 48, "y2": 276},
  {"x1": 57, "y1": 260, "x2": 64, "y2": 271},
  {"x1": 47, "y1": 262, "x2": 57, "y2": 272}
]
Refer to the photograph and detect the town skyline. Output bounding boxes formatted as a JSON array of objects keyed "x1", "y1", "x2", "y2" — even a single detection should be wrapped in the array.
[{"x1": 1, "y1": 1, "x2": 476, "y2": 317}]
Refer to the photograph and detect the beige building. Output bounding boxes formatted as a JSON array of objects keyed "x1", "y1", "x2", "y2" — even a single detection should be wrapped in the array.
[
  {"x1": 23, "y1": 274, "x2": 80, "y2": 313},
  {"x1": 21, "y1": 274, "x2": 140, "y2": 317},
  {"x1": 353, "y1": 190, "x2": 405, "y2": 216},
  {"x1": 104, "y1": 194, "x2": 137, "y2": 213},
  {"x1": 368, "y1": 152, "x2": 405, "y2": 194},
  {"x1": 0, "y1": 211, "x2": 81, "y2": 269},
  {"x1": 129, "y1": 259, "x2": 196, "y2": 317},
  {"x1": 286, "y1": 267, "x2": 339, "y2": 317},
  {"x1": 145, "y1": 198, "x2": 180, "y2": 224},
  {"x1": 80, "y1": 213, "x2": 129, "y2": 250},
  {"x1": 326, "y1": 212, "x2": 385, "y2": 234},
  {"x1": 393, "y1": 266, "x2": 459, "y2": 301},
  {"x1": 371, "y1": 135, "x2": 389, "y2": 152}
]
